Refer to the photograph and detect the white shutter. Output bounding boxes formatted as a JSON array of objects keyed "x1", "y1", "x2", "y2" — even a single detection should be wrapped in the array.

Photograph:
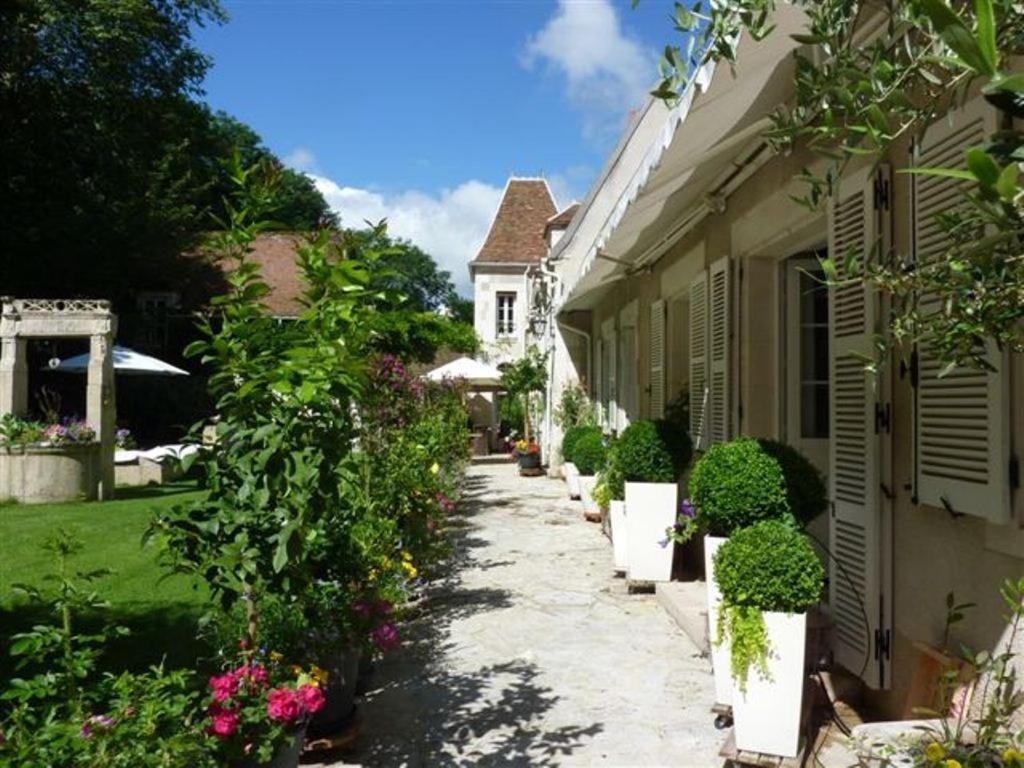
[
  {"x1": 602, "y1": 319, "x2": 618, "y2": 433},
  {"x1": 594, "y1": 338, "x2": 604, "y2": 425},
  {"x1": 913, "y1": 99, "x2": 1009, "y2": 523},
  {"x1": 650, "y1": 299, "x2": 666, "y2": 419},
  {"x1": 618, "y1": 303, "x2": 639, "y2": 431},
  {"x1": 708, "y1": 256, "x2": 731, "y2": 444},
  {"x1": 828, "y1": 164, "x2": 891, "y2": 689},
  {"x1": 689, "y1": 272, "x2": 709, "y2": 448}
]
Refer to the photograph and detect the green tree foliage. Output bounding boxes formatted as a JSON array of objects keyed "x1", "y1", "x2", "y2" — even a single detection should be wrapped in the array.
[
  {"x1": 0, "y1": 0, "x2": 333, "y2": 311},
  {"x1": 500, "y1": 347, "x2": 549, "y2": 442},
  {"x1": 651, "y1": 0, "x2": 1024, "y2": 369}
]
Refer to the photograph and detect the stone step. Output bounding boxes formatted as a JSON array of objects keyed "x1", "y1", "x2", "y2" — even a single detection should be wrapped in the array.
[{"x1": 655, "y1": 580, "x2": 710, "y2": 654}]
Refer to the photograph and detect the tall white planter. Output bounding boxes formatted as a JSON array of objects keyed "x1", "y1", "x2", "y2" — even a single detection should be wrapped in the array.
[
  {"x1": 704, "y1": 534, "x2": 732, "y2": 708},
  {"x1": 609, "y1": 500, "x2": 628, "y2": 572},
  {"x1": 732, "y1": 611, "x2": 807, "y2": 758},
  {"x1": 579, "y1": 475, "x2": 599, "y2": 516},
  {"x1": 564, "y1": 462, "x2": 581, "y2": 499},
  {"x1": 624, "y1": 482, "x2": 677, "y2": 582}
]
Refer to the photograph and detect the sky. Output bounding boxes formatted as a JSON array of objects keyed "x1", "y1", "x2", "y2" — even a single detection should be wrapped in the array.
[{"x1": 195, "y1": 0, "x2": 679, "y2": 295}]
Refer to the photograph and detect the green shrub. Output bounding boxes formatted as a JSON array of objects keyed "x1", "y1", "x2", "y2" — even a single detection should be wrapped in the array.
[
  {"x1": 614, "y1": 419, "x2": 692, "y2": 484},
  {"x1": 713, "y1": 520, "x2": 824, "y2": 689},
  {"x1": 688, "y1": 437, "x2": 790, "y2": 536},
  {"x1": 562, "y1": 424, "x2": 601, "y2": 466},
  {"x1": 756, "y1": 439, "x2": 827, "y2": 528},
  {"x1": 573, "y1": 431, "x2": 607, "y2": 476}
]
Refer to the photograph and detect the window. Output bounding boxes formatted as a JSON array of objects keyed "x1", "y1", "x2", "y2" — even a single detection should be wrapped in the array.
[
  {"x1": 799, "y1": 268, "x2": 829, "y2": 439},
  {"x1": 496, "y1": 292, "x2": 516, "y2": 336}
]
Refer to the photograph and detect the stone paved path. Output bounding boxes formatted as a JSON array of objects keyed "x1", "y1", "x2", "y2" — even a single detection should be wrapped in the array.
[{"x1": 331, "y1": 461, "x2": 718, "y2": 767}]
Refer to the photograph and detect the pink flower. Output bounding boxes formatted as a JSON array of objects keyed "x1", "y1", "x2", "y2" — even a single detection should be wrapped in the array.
[
  {"x1": 266, "y1": 687, "x2": 303, "y2": 724},
  {"x1": 236, "y1": 663, "x2": 268, "y2": 688},
  {"x1": 80, "y1": 714, "x2": 115, "y2": 739},
  {"x1": 353, "y1": 600, "x2": 373, "y2": 619},
  {"x1": 371, "y1": 622, "x2": 400, "y2": 651},
  {"x1": 209, "y1": 673, "x2": 239, "y2": 702},
  {"x1": 375, "y1": 600, "x2": 393, "y2": 616},
  {"x1": 298, "y1": 684, "x2": 326, "y2": 715},
  {"x1": 207, "y1": 706, "x2": 239, "y2": 739}
]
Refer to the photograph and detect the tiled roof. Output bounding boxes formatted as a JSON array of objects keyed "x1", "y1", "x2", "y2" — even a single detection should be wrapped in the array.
[
  {"x1": 472, "y1": 178, "x2": 557, "y2": 265},
  {"x1": 544, "y1": 203, "x2": 580, "y2": 237},
  {"x1": 219, "y1": 233, "x2": 306, "y2": 317}
]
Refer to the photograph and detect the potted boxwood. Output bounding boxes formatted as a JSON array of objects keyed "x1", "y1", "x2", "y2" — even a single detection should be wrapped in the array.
[
  {"x1": 686, "y1": 437, "x2": 823, "y2": 710},
  {"x1": 713, "y1": 520, "x2": 824, "y2": 757},
  {"x1": 561, "y1": 424, "x2": 599, "y2": 500},
  {"x1": 616, "y1": 419, "x2": 691, "y2": 582},
  {"x1": 573, "y1": 430, "x2": 607, "y2": 520}
]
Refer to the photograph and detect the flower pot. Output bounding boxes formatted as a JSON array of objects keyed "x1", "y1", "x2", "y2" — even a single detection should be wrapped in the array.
[
  {"x1": 732, "y1": 610, "x2": 807, "y2": 758},
  {"x1": 355, "y1": 654, "x2": 375, "y2": 695},
  {"x1": 704, "y1": 534, "x2": 732, "y2": 708},
  {"x1": 624, "y1": 482, "x2": 677, "y2": 582},
  {"x1": 564, "y1": 462, "x2": 581, "y2": 499},
  {"x1": 609, "y1": 500, "x2": 628, "y2": 572},
  {"x1": 578, "y1": 475, "x2": 598, "y2": 516},
  {"x1": 307, "y1": 647, "x2": 360, "y2": 738},
  {"x1": 517, "y1": 451, "x2": 541, "y2": 470},
  {"x1": 236, "y1": 726, "x2": 306, "y2": 768}
]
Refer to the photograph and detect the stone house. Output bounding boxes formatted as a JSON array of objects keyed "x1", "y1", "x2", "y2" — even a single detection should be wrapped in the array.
[{"x1": 538, "y1": 5, "x2": 1024, "y2": 719}]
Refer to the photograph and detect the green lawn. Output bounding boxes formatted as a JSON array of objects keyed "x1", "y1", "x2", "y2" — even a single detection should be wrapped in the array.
[{"x1": 0, "y1": 482, "x2": 212, "y2": 678}]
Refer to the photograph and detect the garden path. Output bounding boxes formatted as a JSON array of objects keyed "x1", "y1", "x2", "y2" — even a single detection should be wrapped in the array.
[{"x1": 326, "y1": 461, "x2": 718, "y2": 767}]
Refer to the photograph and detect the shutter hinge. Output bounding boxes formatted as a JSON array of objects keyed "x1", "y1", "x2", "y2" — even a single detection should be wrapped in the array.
[
  {"x1": 874, "y1": 627, "x2": 891, "y2": 661},
  {"x1": 873, "y1": 175, "x2": 891, "y2": 212},
  {"x1": 874, "y1": 402, "x2": 891, "y2": 434},
  {"x1": 1011, "y1": 455, "x2": 1020, "y2": 490}
]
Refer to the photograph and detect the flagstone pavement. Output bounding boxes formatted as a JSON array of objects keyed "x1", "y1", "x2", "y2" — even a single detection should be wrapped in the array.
[{"x1": 324, "y1": 460, "x2": 719, "y2": 767}]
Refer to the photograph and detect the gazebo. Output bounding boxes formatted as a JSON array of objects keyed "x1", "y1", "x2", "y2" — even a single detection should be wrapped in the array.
[
  {"x1": 424, "y1": 357, "x2": 504, "y2": 455},
  {"x1": 0, "y1": 298, "x2": 116, "y2": 501}
]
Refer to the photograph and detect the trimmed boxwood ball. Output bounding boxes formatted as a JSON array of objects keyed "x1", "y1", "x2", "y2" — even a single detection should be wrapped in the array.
[
  {"x1": 713, "y1": 520, "x2": 824, "y2": 614},
  {"x1": 756, "y1": 439, "x2": 827, "y2": 528},
  {"x1": 614, "y1": 419, "x2": 692, "y2": 484},
  {"x1": 573, "y1": 431, "x2": 607, "y2": 476},
  {"x1": 561, "y1": 424, "x2": 601, "y2": 465},
  {"x1": 688, "y1": 437, "x2": 789, "y2": 537}
]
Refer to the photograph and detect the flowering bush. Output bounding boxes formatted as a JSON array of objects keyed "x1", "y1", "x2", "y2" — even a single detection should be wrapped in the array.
[
  {"x1": 203, "y1": 655, "x2": 325, "y2": 764},
  {"x1": 0, "y1": 414, "x2": 96, "y2": 447},
  {"x1": 115, "y1": 427, "x2": 136, "y2": 450}
]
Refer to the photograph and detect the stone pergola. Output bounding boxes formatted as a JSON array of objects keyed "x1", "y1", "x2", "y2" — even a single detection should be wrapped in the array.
[{"x1": 0, "y1": 298, "x2": 116, "y2": 499}]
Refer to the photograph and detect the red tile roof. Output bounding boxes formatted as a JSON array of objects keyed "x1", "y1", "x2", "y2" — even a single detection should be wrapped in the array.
[
  {"x1": 544, "y1": 203, "x2": 580, "y2": 237},
  {"x1": 472, "y1": 178, "x2": 557, "y2": 265}
]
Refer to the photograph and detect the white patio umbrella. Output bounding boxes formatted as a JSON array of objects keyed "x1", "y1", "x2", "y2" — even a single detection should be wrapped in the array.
[
  {"x1": 424, "y1": 356, "x2": 503, "y2": 391},
  {"x1": 50, "y1": 345, "x2": 189, "y2": 376}
]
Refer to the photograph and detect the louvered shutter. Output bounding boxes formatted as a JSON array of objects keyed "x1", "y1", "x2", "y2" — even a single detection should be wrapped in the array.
[
  {"x1": 650, "y1": 300, "x2": 666, "y2": 419},
  {"x1": 708, "y1": 257, "x2": 731, "y2": 444},
  {"x1": 602, "y1": 323, "x2": 618, "y2": 432},
  {"x1": 689, "y1": 272, "x2": 709, "y2": 448},
  {"x1": 828, "y1": 165, "x2": 891, "y2": 689},
  {"x1": 913, "y1": 100, "x2": 1010, "y2": 523},
  {"x1": 594, "y1": 338, "x2": 604, "y2": 425}
]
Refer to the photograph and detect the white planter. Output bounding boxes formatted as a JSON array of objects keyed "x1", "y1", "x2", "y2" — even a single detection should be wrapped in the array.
[
  {"x1": 579, "y1": 475, "x2": 598, "y2": 516},
  {"x1": 564, "y1": 462, "x2": 581, "y2": 499},
  {"x1": 624, "y1": 481, "x2": 677, "y2": 582},
  {"x1": 732, "y1": 611, "x2": 807, "y2": 758},
  {"x1": 609, "y1": 500, "x2": 628, "y2": 572},
  {"x1": 704, "y1": 534, "x2": 732, "y2": 708}
]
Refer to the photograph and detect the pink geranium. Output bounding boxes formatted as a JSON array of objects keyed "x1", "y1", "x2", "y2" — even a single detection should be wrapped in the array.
[
  {"x1": 371, "y1": 622, "x2": 400, "y2": 651},
  {"x1": 297, "y1": 684, "x2": 325, "y2": 715},
  {"x1": 207, "y1": 706, "x2": 240, "y2": 739},
  {"x1": 209, "y1": 672, "x2": 239, "y2": 703},
  {"x1": 266, "y1": 688, "x2": 304, "y2": 724}
]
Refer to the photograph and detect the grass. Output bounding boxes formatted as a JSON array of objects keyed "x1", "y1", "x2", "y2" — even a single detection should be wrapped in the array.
[{"x1": 0, "y1": 481, "x2": 212, "y2": 679}]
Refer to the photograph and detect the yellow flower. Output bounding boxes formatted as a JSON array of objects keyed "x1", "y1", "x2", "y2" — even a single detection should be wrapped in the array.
[
  {"x1": 430, "y1": 462, "x2": 440, "y2": 475},
  {"x1": 310, "y1": 665, "x2": 330, "y2": 686},
  {"x1": 401, "y1": 551, "x2": 413, "y2": 562},
  {"x1": 403, "y1": 561, "x2": 419, "y2": 579},
  {"x1": 269, "y1": 651, "x2": 283, "y2": 662},
  {"x1": 289, "y1": 664, "x2": 303, "y2": 677},
  {"x1": 1004, "y1": 749, "x2": 1022, "y2": 765},
  {"x1": 943, "y1": 760, "x2": 961, "y2": 768},
  {"x1": 924, "y1": 743, "x2": 946, "y2": 763}
]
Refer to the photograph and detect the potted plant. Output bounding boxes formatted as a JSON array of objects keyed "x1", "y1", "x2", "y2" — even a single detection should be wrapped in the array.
[
  {"x1": 514, "y1": 438, "x2": 542, "y2": 470},
  {"x1": 499, "y1": 347, "x2": 548, "y2": 470},
  {"x1": 561, "y1": 424, "x2": 599, "y2": 499},
  {"x1": 616, "y1": 419, "x2": 691, "y2": 582},
  {"x1": 573, "y1": 430, "x2": 607, "y2": 520},
  {"x1": 597, "y1": 444, "x2": 628, "y2": 570},
  {"x1": 686, "y1": 436, "x2": 792, "y2": 709},
  {"x1": 713, "y1": 520, "x2": 824, "y2": 757}
]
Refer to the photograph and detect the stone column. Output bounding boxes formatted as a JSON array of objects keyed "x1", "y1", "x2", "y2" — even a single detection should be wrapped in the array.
[
  {"x1": 0, "y1": 337, "x2": 28, "y2": 416},
  {"x1": 86, "y1": 332, "x2": 116, "y2": 500}
]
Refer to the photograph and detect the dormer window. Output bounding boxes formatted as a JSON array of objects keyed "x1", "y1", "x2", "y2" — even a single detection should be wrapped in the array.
[{"x1": 496, "y1": 292, "x2": 516, "y2": 336}]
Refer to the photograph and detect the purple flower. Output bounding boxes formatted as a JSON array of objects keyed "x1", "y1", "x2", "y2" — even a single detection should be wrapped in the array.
[
  {"x1": 680, "y1": 499, "x2": 694, "y2": 518},
  {"x1": 657, "y1": 537, "x2": 670, "y2": 549},
  {"x1": 371, "y1": 622, "x2": 400, "y2": 651}
]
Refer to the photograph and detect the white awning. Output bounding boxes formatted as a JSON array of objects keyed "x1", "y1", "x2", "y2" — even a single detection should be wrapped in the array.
[
  {"x1": 424, "y1": 356, "x2": 504, "y2": 390},
  {"x1": 51, "y1": 345, "x2": 189, "y2": 376}
]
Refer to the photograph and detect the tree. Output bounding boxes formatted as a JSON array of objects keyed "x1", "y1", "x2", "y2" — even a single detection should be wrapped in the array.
[
  {"x1": 651, "y1": 0, "x2": 1024, "y2": 370},
  {"x1": 500, "y1": 347, "x2": 549, "y2": 443}
]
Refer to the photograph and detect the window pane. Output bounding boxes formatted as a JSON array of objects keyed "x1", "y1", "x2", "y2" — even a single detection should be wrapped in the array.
[{"x1": 801, "y1": 383, "x2": 829, "y2": 438}]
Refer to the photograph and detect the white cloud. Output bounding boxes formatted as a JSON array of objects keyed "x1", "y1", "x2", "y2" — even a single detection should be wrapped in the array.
[
  {"x1": 311, "y1": 175, "x2": 504, "y2": 296},
  {"x1": 283, "y1": 147, "x2": 319, "y2": 173},
  {"x1": 523, "y1": 0, "x2": 655, "y2": 142}
]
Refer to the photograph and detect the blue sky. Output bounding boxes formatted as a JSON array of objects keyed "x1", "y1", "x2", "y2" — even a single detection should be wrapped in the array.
[{"x1": 196, "y1": 0, "x2": 677, "y2": 293}]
